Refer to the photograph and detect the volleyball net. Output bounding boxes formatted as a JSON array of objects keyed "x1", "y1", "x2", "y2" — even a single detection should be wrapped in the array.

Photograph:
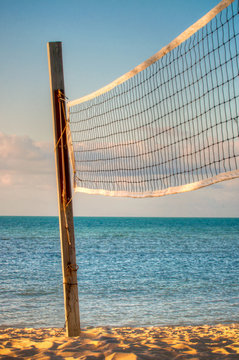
[{"x1": 66, "y1": 0, "x2": 239, "y2": 198}]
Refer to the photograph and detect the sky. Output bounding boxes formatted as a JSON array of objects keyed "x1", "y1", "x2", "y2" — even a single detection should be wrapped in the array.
[{"x1": 0, "y1": 0, "x2": 238, "y2": 217}]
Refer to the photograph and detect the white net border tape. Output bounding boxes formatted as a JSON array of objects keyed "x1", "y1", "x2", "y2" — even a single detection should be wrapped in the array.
[{"x1": 74, "y1": 170, "x2": 239, "y2": 198}]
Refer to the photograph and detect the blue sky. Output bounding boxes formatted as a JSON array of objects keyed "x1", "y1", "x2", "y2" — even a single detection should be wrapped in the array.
[{"x1": 0, "y1": 0, "x2": 238, "y2": 216}]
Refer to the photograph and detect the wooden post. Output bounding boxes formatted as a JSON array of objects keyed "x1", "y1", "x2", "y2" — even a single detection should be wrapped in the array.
[{"x1": 47, "y1": 42, "x2": 80, "y2": 337}]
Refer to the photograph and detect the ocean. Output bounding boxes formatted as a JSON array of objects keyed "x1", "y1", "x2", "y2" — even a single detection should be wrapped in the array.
[{"x1": 0, "y1": 216, "x2": 239, "y2": 329}]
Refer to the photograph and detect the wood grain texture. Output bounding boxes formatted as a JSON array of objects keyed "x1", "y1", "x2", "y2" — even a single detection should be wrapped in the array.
[{"x1": 47, "y1": 42, "x2": 80, "y2": 337}]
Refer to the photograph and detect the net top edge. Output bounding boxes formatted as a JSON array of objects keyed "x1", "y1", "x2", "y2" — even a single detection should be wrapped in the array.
[{"x1": 67, "y1": 0, "x2": 234, "y2": 108}]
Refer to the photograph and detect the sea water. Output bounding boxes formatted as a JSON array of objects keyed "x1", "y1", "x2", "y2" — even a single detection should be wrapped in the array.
[{"x1": 0, "y1": 217, "x2": 238, "y2": 328}]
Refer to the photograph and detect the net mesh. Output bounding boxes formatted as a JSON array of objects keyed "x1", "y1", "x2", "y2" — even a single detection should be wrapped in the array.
[{"x1": 67, "y1": 0, "x2": 239, "y2": 197}]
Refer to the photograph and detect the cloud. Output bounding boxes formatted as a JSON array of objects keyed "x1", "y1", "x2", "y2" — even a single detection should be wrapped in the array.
[
  {"x1": 0, "y1": 132, "x2": 55, "y2": 189},
  {"x1": 0, "y1": 132, "x2": 238, "y2": 217}
]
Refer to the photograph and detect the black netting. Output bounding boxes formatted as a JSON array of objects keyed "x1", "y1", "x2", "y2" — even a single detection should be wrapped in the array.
[{"x1": 68, "y1": 1, "x2": 239, "y2": 196}]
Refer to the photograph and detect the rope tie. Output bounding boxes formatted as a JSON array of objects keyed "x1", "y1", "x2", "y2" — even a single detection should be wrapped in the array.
[
  {"x1": 54, "y1": 124, "x2": 67, "y2": 151},
  {"x1": 65, "y1": 196, "x2": 72, "y2": 209},
  {"x1": 56, "y1": 89, "x2": 75, "y2": 247},
  {"x1": 58, "y1": 90, "x2": 68, "y2": 102},
  {"x1": 67, "y1": 263, "x2": 79, "y2": 272},
  {"x1": 62, "y1": 189, "x2": 71, "y2": 246}
]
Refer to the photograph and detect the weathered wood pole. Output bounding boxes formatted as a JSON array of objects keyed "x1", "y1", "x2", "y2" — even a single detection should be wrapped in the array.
[{"x1": 47, "y1": 42, "x2": 80, "y2": 337}]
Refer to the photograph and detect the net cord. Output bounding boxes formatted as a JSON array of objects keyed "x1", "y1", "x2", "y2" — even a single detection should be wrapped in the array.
[{"x1": 67, "y1": 0, "x2": 234, "y2": 108}]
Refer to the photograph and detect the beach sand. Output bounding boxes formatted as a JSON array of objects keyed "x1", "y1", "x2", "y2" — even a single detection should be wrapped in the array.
[{"x1": 0, "y1": 324, "x2": 239, "y2": 359}]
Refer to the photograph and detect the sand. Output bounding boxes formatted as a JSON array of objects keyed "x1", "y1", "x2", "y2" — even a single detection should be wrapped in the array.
[{"x1": 0, "y1": 324, "x2": 239, "y2": 359}]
